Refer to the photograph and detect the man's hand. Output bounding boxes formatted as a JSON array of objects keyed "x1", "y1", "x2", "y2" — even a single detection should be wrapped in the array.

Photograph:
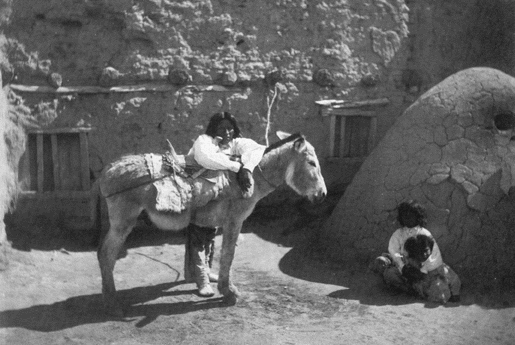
[
  {"x1": 237, "y1": 167, "x2": 254, "y2": 198},
  {"x1": 229, "y1": 154, "x2": 241, "y2": 162}
]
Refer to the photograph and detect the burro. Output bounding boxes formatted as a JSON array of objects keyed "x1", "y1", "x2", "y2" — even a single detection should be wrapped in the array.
[{"x1": 96, "y1": 131, "x2": 327, "y2": 317}]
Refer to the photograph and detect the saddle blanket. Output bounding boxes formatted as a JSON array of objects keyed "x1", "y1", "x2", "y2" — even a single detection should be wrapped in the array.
[{"x1": 144, "y1": 153, "x2": 229, "y2": 213}]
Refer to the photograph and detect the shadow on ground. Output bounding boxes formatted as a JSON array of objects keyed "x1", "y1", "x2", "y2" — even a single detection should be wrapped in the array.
[
  {"x1": 246, "y1": 194, "x2": 515, "y2": 310},
  {"x1": 5, "y1": 189, "x2": 514, "y2": 311},
  {"x1": 5, "y1": 212, "x2": 185, "y2": 254},
  {"x1": 0, "y1": 281, "x2": 226, "y2": 332},
  {"x1": 272, "y1": 221, "x2": 515, "y2": 310}
]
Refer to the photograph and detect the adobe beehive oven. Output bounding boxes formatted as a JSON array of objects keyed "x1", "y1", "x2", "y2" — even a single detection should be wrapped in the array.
[{"x1": 322, "y1": 67, "x2": 515, "y2": 287}]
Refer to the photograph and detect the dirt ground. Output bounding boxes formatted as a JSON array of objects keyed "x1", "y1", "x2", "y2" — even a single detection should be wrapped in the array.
[{"x1": 1, "y1": 202, "x2": 514, "y2": 345}]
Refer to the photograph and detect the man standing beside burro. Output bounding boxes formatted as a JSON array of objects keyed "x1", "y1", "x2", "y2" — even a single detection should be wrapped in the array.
[{"x1": 183, "y1": 112, "x2": 266, "y2": 297}]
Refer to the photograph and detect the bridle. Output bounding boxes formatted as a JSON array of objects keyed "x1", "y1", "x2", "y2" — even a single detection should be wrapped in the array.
[{"x1": 257, "y1": 163, "x2": 281, "y2": 189}]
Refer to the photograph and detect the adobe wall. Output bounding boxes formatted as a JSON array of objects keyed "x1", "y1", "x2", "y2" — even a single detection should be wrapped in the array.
[
  {"x1": 0, "y1": 70, "x2": 27, "y2": 265},
  {"x1": 1, "y1": 0, "x2": 514, "y2": 231},
  {"x1": 0, "y1": 0, "x2": 411, "y2": 190},
  {"x1": 405, "y1": 0, "x2": 515, "y2": 87}
]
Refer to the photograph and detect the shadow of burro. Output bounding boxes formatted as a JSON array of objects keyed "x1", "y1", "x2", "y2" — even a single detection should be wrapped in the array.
[{"x1": 0, "y1": 281, "x2": 225, "y2": 331}]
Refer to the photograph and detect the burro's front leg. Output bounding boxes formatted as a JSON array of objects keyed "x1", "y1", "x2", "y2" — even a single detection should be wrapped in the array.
[{"x1": 218, "y1": 219, "x2": 243, "y2": 305}]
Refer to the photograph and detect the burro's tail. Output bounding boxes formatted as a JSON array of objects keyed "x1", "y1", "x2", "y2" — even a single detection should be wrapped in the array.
[
  {"x1": 90, "y1": 177, "x2": 102, "y2": 209},
  {"x1": 92, "y1": 154, "x2": 152, "y2": 241},
  {"x1": 89, "y1": 177, "x2": 104, "y2": 238}
]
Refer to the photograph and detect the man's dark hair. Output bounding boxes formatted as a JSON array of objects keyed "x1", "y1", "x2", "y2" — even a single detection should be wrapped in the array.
[
  {"x1": 397, "y1": 200, "x2": 427, "y2": 228},
  {"x1": 205, "y1": 112, "x2": 242, "y2": 139}
]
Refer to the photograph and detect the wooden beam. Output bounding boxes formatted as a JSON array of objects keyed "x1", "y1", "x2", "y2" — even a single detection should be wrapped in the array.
[
  {"x1": 51, "y1": 134, "x2": 60, "y2": 190},
  {"x1": 321, "y1": 108, "x2": 377, "y2": 117},
  {"x1": 329, "y1": 116, "x2": 336, "y2": 157},
  {"x1": 20, "y1": 145, "x2": 31, "y2": 191},
  {"x1": 369, "y1": 116, "x2": 378, "y2": 154},
  {"x1": 9, "y1": 83, "x2": 242, "y2": 94},
  {"x1": 339, "y1": 116, "x2": 346, "y2": 158},
  {"x1": 28, "y1": 127, "x2": 94, "y2": 134},
  {"x1": 20, "y1": 190, "x2": 91, "y2": 199},
  {"x1": 79, "y1": 132, "x2": 90, "y2": 191},
  {"x1": 315, "y1": 99, "x2": 339, "y2": 106},
  {"x1": 332, "y1": 98, "x2": 390, "y2": 109},
  {"x1": 315, "y1": 97, "x2": 390, "y2": 108},
  {"x1": 36, "y1": 134, "x2": 44, "y2": 192}
]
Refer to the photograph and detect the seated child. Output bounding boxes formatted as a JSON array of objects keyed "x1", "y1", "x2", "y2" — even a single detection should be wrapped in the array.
[
  {"x1": 404, "y1": 234, "x2": 461, "y2": 303},
  {"x1": 369, "y1": 200, "x2": 444, "y2": 296}
]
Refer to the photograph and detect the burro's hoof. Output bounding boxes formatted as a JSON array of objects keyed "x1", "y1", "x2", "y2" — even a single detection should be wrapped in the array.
[
  {"x1": 219, "y1": 283, "x2": 240, "y2": 305},
  {"x1": 223, "y1": 293, "x2": 238, "y2": 306}
]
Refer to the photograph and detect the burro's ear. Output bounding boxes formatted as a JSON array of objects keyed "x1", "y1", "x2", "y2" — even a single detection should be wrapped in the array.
[
  {"x1": 276, "y1": 131, "x2": 291, "y2": 140},
  {"x1": 293, "y1": 136, "x2": 306, "y2": 151}
]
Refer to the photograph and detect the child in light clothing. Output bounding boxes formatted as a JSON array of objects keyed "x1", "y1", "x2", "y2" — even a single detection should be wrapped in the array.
[{"x1": 370, "y1": 200, "x2": 460, "y2": 303}]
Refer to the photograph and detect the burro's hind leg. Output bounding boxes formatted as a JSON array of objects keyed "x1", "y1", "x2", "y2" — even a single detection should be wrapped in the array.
[
  {"x1": 97, "y1": 199, "x2": 140, "y2": 317},
  {"x1": 217, "y1": 219, "x2": 243, "y2": 305}
]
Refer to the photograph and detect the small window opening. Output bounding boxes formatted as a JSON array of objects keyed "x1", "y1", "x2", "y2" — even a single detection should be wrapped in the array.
[
  {"x1": 318, "y1": 98, "x2": 388, "y2": 160},
  {"x1": 328, "y1": 115, "x2": 376, "y2": 159},
  {"x1": 19, "y1": 129, "x2": 91, "y2": 193}
]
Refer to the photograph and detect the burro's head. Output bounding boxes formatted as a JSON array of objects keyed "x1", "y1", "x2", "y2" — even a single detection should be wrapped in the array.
[{"x1": 276, "y1": 131, "x2": 327, "y2": 204}]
